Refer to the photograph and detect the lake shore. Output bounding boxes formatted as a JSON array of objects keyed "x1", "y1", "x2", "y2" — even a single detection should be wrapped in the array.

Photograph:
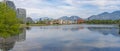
[
  {"x1": 28, "y1": 24, "x2": 119, "y2": 26},
  {"x1": 20, "y1": 24, "x2": 120, "y2": 28},
  {"x1": 27, "y1": 24, "x2": 73, "y2": 26}
]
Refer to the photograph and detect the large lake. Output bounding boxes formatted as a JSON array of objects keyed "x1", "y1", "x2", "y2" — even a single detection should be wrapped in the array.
[{"x1": 1, "y1": 24, "x2": 120, "y2": 51}]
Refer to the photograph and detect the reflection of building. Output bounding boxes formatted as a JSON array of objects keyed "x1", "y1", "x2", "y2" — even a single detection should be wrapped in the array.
[
  {"x1": 17, "y1": 8, "x2": 26, "y2": 24},
  {"x1": 39, "y1": 25, "x2": 84, "y2": 31},
  {"x1": 0, "y1": 29, "x2": 26, "y2": 51},
  {"x1": 16, "y1": 28, "x2": 26, "y2": 42},
  {"x1": 88, "y1": 27, "x2": 120, "y2": 36}
]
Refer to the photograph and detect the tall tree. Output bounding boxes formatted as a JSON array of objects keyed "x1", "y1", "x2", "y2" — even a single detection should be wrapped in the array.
[{"x1": 0, "y1": 2, "x2": 20, "y2": 38}]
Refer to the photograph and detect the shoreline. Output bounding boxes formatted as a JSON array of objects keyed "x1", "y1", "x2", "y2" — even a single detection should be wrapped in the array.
[
  {"x1": 27, "y1": 24, "x2": 119, "y2": 26},
  {"x1": 20, "y1": 24, "x2": 120, "y2": 27}
]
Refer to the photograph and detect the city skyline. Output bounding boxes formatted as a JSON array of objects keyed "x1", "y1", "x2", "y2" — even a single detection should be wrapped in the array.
[{"x1": 1, "y1": 0, "x2": 120, "y2": 19}]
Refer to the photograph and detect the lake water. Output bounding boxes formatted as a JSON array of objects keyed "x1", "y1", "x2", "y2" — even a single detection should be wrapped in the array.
[{"x1": 0, "y1": 24, "x2": 120, "y2": 51}]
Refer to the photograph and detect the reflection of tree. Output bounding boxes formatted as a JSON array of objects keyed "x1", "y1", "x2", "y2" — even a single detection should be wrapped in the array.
[
  {"x1": 0, "y1": 36, "x2": 16, "y2": 51},
  {"x1": 88, "y1": 27, "x2": 120, "y2": 36},
  {"x1": 26, "y1": 27, "x2": 31, "y2": 30},
  {"x1": 0, "y1": 28, "x2": 26, "y2": 51}
]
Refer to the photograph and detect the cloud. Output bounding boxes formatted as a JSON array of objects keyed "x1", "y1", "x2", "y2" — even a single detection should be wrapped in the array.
[
  {"x1": 7, "y1": 0, "x2": 120, "y2": 19},
  {"x1": 0, "y1": 0, "x2": 2, "y2": 2}
]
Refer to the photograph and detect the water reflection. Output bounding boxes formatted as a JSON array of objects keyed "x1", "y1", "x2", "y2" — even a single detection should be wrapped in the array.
[
  {"x1": 88, "y1": 27, "x2": 120, "y2": 36},
  {"x1": 27, "y1": 25, "x2": 120, "y2": 51},
  {"x1": 6, "y1": 25, "x2": 120, "y2": 51},
  {"x1": 26, "y1": 27, "x2": 31, "y2": 30},
  {"x1": 0, "y1": 28, "x2": 26, "y2": 51},
  {"x1": 39, "y1": 25, "x2": 84, "y2": 31}
]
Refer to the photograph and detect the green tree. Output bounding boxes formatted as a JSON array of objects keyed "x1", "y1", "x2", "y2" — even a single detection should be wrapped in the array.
[{"x1": 0, "y1": 2, "x2": 20, "y2": 38}]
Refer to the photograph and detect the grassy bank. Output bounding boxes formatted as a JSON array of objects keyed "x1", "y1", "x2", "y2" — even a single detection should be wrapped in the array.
[
  {"x1": 20, "y1": 24, "x2": 61, "y2": 27},
  {"x1": 29, "y1": 24, "x2": 49, "y2": 26},
  {"x1": 20, "y1": 24, "x2": 28, "y2": 28}
]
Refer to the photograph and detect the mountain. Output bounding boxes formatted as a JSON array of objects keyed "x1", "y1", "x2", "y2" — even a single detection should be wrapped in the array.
[
  {"x1": 88, "y1": 11, "x2": 120, "y2": 20},
  {"x1": 69, "y1": 16, "x2": 81, "y2": 21},
  {"x1": 39, "y1": 17, "x2": 53, "y2": 21},
  {"x1": 59, "y1": 16, "x2": 70, "y2": 20},
  {"x1": 26, "y1": 17, "x2": 34, "y2": 23},
  {"x1": 59, "y1": 16, "x2": 81, "y2": 21}
]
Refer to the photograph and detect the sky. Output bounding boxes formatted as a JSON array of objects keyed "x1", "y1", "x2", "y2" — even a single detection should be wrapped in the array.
[{"x1": 1, "y1": 0, "x2": 120, "y2": 19}]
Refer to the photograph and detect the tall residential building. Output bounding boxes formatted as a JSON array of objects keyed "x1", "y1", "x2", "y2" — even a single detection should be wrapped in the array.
[
  {"x1": 6, "y1": 0, "x2": 16, "y2": 11},
  {"x1": 0, "y1": 0, "x2": 6, "y2": 2},
  {"x1": 17, "y1": 8, "x2": 26, "y2": 24}
]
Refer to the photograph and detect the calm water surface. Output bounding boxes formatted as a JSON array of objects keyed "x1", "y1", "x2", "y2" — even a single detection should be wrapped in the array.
[{"x1": 1, "y1": 24, "x2": 120, "y2": 51}]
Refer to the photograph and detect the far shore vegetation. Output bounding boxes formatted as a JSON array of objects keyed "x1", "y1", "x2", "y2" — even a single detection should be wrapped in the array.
[
  {"x1": 26, "y1": 20, "x2": 120, "y2": 26},
  {"x1": 85, "y1": 20, "x2": 120, "y2": 24}
]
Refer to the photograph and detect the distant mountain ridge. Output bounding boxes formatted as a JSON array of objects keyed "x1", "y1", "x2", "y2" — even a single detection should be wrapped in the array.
[
  {"x1": 59, "y1": 16, "x2": 81, "y2": 21},
  {"x1": 26, "y1": 17, "x2": 34, "y2": 23},
  {"x1": 88, "y1": 11, "x2": 120, "y2": 20},
  {"x1": 39, "y1": 17, "x2": 53, "y2": 21}
]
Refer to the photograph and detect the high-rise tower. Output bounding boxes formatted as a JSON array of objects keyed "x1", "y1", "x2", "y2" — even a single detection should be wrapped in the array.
[
  {"x1": 17, "y1": 8, "x2": 26, "y2": 24},
  {"x1": 3, "y1": 0, "x2": 6, "y2": 2},
  {"x1": 3, "y1": 0, "x2": 7, "y2": 3},
  {"x1": 6, "y1": 0, "x2": 16, "y2": 11}
]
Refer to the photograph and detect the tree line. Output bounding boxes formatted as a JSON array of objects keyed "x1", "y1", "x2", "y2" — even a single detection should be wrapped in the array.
[{"x1": 85, "y1": 20, "x2": 120, "y2": 24}]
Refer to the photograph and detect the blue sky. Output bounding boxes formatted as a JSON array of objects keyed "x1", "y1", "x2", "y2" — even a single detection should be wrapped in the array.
[{"x1": 1, "y1": 0, "x2": 120, "y2": 19}]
